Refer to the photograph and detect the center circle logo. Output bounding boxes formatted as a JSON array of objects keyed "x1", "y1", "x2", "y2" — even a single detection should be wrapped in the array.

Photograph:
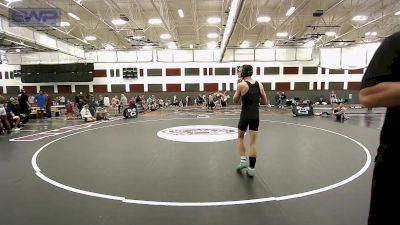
[{"x1": 157, "y1": 125, "x2": 238, "y2": 142}]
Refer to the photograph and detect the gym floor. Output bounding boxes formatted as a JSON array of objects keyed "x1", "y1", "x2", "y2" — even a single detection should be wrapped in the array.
[{"x1": 0, "y1": 107, "x2": 384, "y2": 225}]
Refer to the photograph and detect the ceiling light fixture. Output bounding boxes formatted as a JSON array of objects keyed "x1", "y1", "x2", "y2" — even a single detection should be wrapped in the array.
[
  {"x1": 325, "y1": 31, "x2": 336, "y2": 37},
  {"x1": 148, "y1": 18, "x2": 162, "y2": 25},
  {"x1": 189, "y1": 44, "x2": 194, "y2": 49},
  {"x1": 207, "y1": 17, "x2": 221, "y2": 24},
  {"x1": 365, "y1": 31, "x2": 377, "y2": 36},
  {"x1": 5, "y1": 0, "x2": 22, "y2": 4},
  {"x1": 304, "y1": 40, "x2": 315, "y2": 47},
  {"x1": 240, "y1": 41, "x2": 250, "y2": 48},
  {"x1": 104, "y1": 44, "x2": 114, "y2": 50},
  {"x1": 178, "y1": 9, "x2": 184, "y2": 18},
  {"x1": 112, "y1": 19, "x2": 126, "y2": 25},
  {"x1": 285, "y1": 6, "x2": 296, "y2": 16},
  {"x1": 16, "y1": 49, "x2": 21, "y2": 53},
  {"x1": 256, "y1": 16, "x2": 271, "y2": 23},
  {"x1": 73, "y1": 0, "x2": 83, "y2": 5},
  {"x1": 131, "y1": 36, "x2": 144, "y2": 40},
  {"x1": 68, "y1": 12, "x2": 80, "y2": 21},
  {"x1": 60, "y1": 21, "x2": 70, "y2": 27},
  {"x1": 160, "y1": 34, "x2": 171, "y2": 39},
  {"x1": 352, "y1": 15, "x2": 368, "y2": 21},
  {"x1": 84, "y1": 36, "x2": 96, "y2": 41},
  {"x1": 264, "y1": 40, "x2": 274, "y2": 47},
  {"x1": 168, "y1": 42, "x2": 177, "y2": 49},
  {"x1": 207, "y1": 33, "x2": 219, "y2": 38},
  {"x1": 207, "y1": 41, "x2": 218, "y2": 49},
  {"x1": 276, "y1": 32, "x2": 288, "y2": 37},
  {"x1": 395, "y1": 10, "x2": 400, "y2": 16}
]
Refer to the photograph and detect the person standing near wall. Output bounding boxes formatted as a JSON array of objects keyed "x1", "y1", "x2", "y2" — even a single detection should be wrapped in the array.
[
  {"x1": 233, "y1": 64, "x2": 268, "y2": 177},
  {"x1": 359, "y1": 31, "x2": 400, "y2": 225}
]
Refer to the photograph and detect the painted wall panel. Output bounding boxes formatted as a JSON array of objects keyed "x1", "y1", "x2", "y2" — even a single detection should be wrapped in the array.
[{"x1": 166, "y1": 84, "x2": 181, "y2": 92}]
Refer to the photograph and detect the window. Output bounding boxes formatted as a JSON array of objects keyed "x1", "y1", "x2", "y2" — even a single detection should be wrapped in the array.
[
  {"x1": 115, "y1": 69, "x2": 120, "y2": 77},
  {"x1": 110, "y1": 69, "x2": 115, "y2": 77},
  {"x1": 5, "y1": 72, "x2": 9, "y2": 79}
]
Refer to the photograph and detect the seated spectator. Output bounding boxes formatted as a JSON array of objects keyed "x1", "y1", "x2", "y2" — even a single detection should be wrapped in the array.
[
  {"x1": 65, "y1": 100, "x2": 75, "y2": 119},
  {"x1": 80, "y1": 104, "x2": 96, "y2": 122},
  {"x1": 128, "y1": 98, "x2": 136, "y2": 107},
  {"x1": 5, "y1": 101, "x2": 21, "y2": 130},
  {"x1": 330, "y1": 91, "x2": 337, "y2": 105},
  {"x1": 333, "y1": 103, "x2": 349, "y2": 121},
  {"x1": 0, "y1": 95, "x2": 11, "y2": 134},
  {"x1": 10, "y1": 97, "x2": 29, "y2": 126},
  {"x1": 315, "y1": 95, "x2": 328, "y2": 105}
]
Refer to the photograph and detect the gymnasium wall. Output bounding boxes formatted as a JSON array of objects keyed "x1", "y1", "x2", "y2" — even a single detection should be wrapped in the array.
[{"x1": 0, "y1": 59, "x2": 363, "y2": 103}]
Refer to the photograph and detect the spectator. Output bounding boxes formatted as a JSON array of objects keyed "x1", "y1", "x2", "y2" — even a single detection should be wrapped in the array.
[
  {"x1": 35, "y1": 91, "x2": 47, "y2": 109},
  {"x1": 60, "y1": 95, "x2": 66, "y2": 105},
  {"x1": 80, "y1": 104, "x2": 96, "y2": 122},
  {"x1": 333, "y1": 103, "x2": 349, "y2": 121},
  {"x1": 330, "y1": 91, "x2": 337, "y2": 105},
  {"x1": 5, "y1": 100, "x2": 21, "y2": 130},
  {"x1": 28, "y1": 94, "x2": 35, "y2": 106},
  {"x1": 18, "y1": 89, "x2": 30, "y2": 114},
  {"x1": 275, "y1": 92, "x2": 280, "y2": 106},
  {"x1": 45, "y1": 93, "x2": 53, "y2": 118},
  {"x1": 10, "y1": 97, "x2": 29, "y2": 126},
  {"x1": 120, "y1": 94, "x2": 128, "y2": 112},
  {"x1": 65, "y1": 100, "x2": 75, "y2": 119},
  {"x1": 0, "y1": 95, "x2": 11, "y2": 134}
]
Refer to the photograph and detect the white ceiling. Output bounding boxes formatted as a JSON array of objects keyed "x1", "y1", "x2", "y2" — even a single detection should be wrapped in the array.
[{"x1": 0, "y1": 0, "x2": 399, "y2": 52}]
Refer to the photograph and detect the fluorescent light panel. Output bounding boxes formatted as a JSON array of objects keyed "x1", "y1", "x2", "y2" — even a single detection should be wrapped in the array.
[
  {"x1": 207, "y1": 17, "x2": 221, "y2": 24},
  {"x1": 365, "y1": 31, "x2": 377, "y2": 36},
  {"x1": 132, "y1": 36, "x2": 144, "y2": 40},
  {"x1": 264, "y1": 40, "x2": 274, "y2": 47},
  {"x1": 286, "y1": 6, "x2": 296, "y2": 16},
  {"x1": 207, "y1": 41, "x2": 217, "y2": 49},
  {"x1": 325, "y1": 31, "x2": 336, "y2": 37},
  {"x1": 160, "y1": 34, "x2": 171, "y2": 39},
  {"x1": 168, "y1": 42, "x2": 177, "y2": 49},
  {"x1": 178, "y1": 9, "x2": 184, "y2": 18},
  {"x1": 240, "y1": 41, "x2": 250, "y2": 48},
  {"x1": 104, "y1": 44, "x2": 114, "y2": 50},
  {"x1": 68, "y1": 12, "x2": 80, "y2": 21},
  {"x1": 207, "y1": 33, "x2": 219, "y2": 38},
  {"x1": 256, "y1": 16, "x2": 271, "y2": 23},
  {"x1": 148, "y1": 18, "x2": 162, "y2": 25},
  {"x1": 395, "y1": 11, "x2": 400, "y2": 16},
  {"x1": 276, "y1": 32, "x2": 288, "y2": 37},
  {"x1": 352, "y1": 15, "x2": 368, "y2": 21},
  {"x1": 85, "y1": 36, "x2": 96, "y2": 41},
  {"x1": 60, "y1": 21, "x2": 70, "y2": 27},
  {"x1": 112, "y1": 19, "x2": 126, "y2": 25}
]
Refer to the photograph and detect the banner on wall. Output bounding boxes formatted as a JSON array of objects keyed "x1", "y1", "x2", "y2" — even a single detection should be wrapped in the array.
[{"x1": 319, "y1": 43, "x2": 381, "y2": 69}]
